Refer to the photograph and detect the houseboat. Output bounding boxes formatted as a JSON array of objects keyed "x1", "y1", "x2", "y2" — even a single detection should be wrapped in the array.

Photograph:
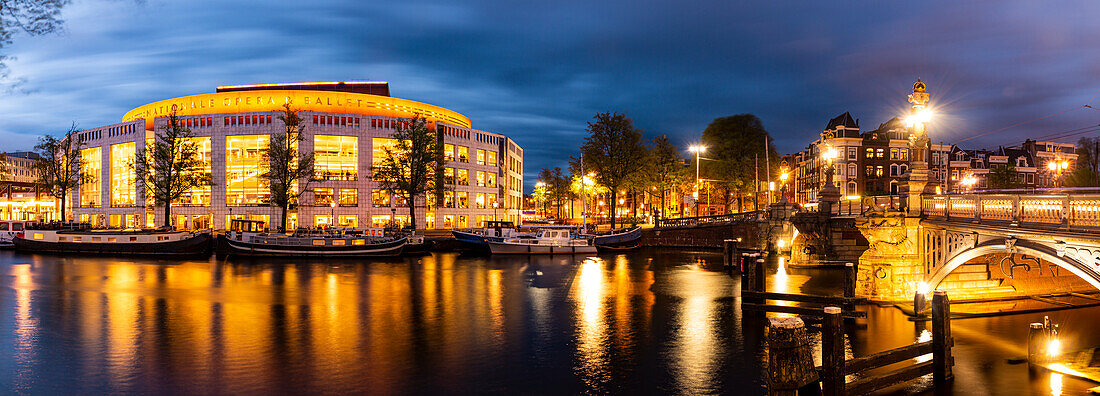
[
  {"x1": 452, "y1": 221, "x2": 532, "y2": 250},
  {"x1": 12, "y1": 224, "x2": 212, "y2": 256},
  {"x1": 487, "y1": 228, "x2": 597, "y2": 255},
  {"x1": 0, "y1": 220, "x2": 30, "y2": 248},
  {"x1": 224, "y1": 219, "x2": 407, "y2": 257}
]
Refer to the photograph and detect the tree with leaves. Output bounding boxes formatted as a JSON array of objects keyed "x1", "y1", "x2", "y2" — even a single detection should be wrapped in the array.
[
  {"x1": 578, "y1": 111, "x2": 646, "y2": 229},
  {"x1": 134, "y1": 111, "x2": 213, "y2": 228},
  {"x1": 32, "y1": 124, "x2": 83, "y2": 222},
  {"x1": 372, "y1": 116, "x2": 445, "y2": 230},
  {"x1": 701, "y1": 114, "x2": 778, "y2": 213},
  {"x1": 264, "y1": 103, "x2": 317, "y2": 232},
  {"x1": 646, "y1": 134, "x2": 688, "y2": 221},
  {"x1": 987, "y1": 165, "x2": 1021, "y2": 189}
]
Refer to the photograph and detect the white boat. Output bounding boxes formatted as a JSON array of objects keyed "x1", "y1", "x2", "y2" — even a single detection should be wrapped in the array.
[
  {"x1": 487, "y1": 228, "x2": 597, "y2": 255},
  {"x1": 0, "y1": 220, "x2": 29, "y2": 248}
]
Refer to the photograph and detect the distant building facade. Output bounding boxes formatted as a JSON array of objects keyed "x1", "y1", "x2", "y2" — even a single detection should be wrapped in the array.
[
  {"x1": 68, "y1": 81, "x2": 524, "y2": 230},
  {"x1": 0, "y1": 152, "x2": 55, "y2": 221}
]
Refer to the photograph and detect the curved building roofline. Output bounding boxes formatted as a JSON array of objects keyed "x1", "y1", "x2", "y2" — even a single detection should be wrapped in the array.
[{"x1": 123, "y1": 89, "x2": 471, "y2": 130}]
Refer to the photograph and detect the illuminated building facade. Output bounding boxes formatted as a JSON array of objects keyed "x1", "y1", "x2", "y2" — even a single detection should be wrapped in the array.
[
  {"x1": 70, "y1": 81, "x2": 524, "y2": 230},
  {"x1": 0, "y1": 152, "x2": 55, "y2": 221}
]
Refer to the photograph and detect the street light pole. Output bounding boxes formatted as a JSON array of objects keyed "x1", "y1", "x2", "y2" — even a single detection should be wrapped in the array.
[{"x1": 689, "y1": 145, "x2": 705, "y2": 217}]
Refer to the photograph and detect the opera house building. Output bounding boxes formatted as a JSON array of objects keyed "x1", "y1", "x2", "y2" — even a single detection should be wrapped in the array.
[{"x1": 69, "y1": 81, "x2": 524, "y2": 230}]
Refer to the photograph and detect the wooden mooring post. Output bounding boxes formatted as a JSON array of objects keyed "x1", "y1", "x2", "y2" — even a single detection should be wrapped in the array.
[
  {"x1": 766, "y1": 317, "x2": 819, "y2": 395},
  {"x1": 843, "y1": 263, "x2": 855, "y2": 299},
  {"x1": 723, "y1": 239, "x2": 739, "y2": 271},
  {"x1": 770, "y1": 292, "x2": 954, "y2": 395}
]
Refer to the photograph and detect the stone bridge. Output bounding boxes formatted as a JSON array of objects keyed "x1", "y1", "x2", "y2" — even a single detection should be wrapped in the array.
[{"x1": 856, "y1": 193, "x2": 1100, "y2": 301}]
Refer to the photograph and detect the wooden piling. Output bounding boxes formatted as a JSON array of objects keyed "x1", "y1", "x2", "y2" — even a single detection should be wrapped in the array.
[
  {"x1": 843, "y1": 263, "x2": 855, "y2": 299},
  {"x1": 821, "y1": 306, "x2": 845, "y2": 396},
  {"x1": 766, "y1": 317, "x2": 818, "y2": 395},
  {"x1": 723, "y1": 239, "x2": 738, "y2": 271},
  {"x1": 755, "y1": 258, "x2": 766, "y2": 293},
  {"x1": 931, "y1": 290, "x2": 954, "y2": 385}
]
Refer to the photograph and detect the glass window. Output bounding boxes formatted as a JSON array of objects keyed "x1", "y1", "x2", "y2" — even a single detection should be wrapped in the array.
[
  {"x1": 314, "y1": 215, "x2": 334, "y2": 227},
  {"x1": 487, "y1": 193, "x2": 497, "y2": 208},
  {"x1": 865, "y1": 148, "x2": 873, "y2": 158},
  {"x1": 456, "y1": 169, "x2": 468, "y2": 185},
  {"x1": 476, "y1": 193, "x2": 486, "y2": 208},
  {"x1": 486, "y1": 151, "x2": 497, "y2": 166},
  {"x1": 226, "y1": 135, "x2": 270, "y2": 205},
  {"x1": 339, "y1": 188, "x2": 357, "y2": 206},
  {"x1": 315, "y1": 135, "x2": 358, "y2": 181},
  {"x1": 456, "y1": 215, "x2": 467, "y2": 228},
  {"x1": 476, "y1": 149, "x2": 485, "y2": 165},
  {"x1": 314, "y1": 188, "x2": 334, "y2": 206},
  {"x1": 900, "y1": 149, "x2": 909, "y2": 160},
  {"x1": 338, "y1": 215, "x2": 358, "y2": 227},
  {"x1": 444, "y1": 144, "x2": 455, "y2": 161},
  {"x1": 426, "y1": 212, "x2": 435, "y2": 229},
  {"x1": 876, "y1": 149, "x2": 884, "y2": 158},
  {"x1": 476, "y1": 215, "x2": 486, "y2": 228},
  {"x1": 372, "y1": 189, "x2": 390, "y2": 207},
  {"x1": 865, "y1": 166, "x2": 874, "y2": 177},
  {"x1": 847, "y1": 148, "x2": 856, "y2": 160},
  {"x1": 176, "y1": 137, "x2": 212, "y2": 206},
  {"x1": 875, "y1": 166, "x2": 884, "y2": 177},
  {"x1": 443, "y1": 215, "x2": 454, "y2": 229},
  {"x1": 444, "y1": 167, "x2": 455, "y2": 184},
  {"x1": 457, "y1": 146, "x2": 469, "y2": 163},
  {"x1": 110, "y1": 142, "x2": 135, "y2": 207},
  {"x1": 80, "y1": 147, "x2": 102, "y2": 207},
  {"x1": 476, "y1": 171, "x2": 486, "y2": 187},
  {"x1": 372, "y1": 138, "x2": 403, "y2": 167},
  {"x1": 487, "y1": 172, "x2": 497, "y2": 187},
  {"x1": 443, "y1": 191, "x2": 455, "y2": 208},
  {"x1": 457, "y1": 191, "x2": 468, "y2": 208}
]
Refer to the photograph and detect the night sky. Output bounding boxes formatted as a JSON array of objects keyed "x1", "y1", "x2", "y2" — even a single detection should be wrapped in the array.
[{"x1": 2, "y1": 1, "x2": 1099, "y2": 190}]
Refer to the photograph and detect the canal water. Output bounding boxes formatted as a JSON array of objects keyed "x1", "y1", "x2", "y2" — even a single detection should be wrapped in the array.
[{"x1": 0, "y1": 248, "x2": 1093, "y2": 395}]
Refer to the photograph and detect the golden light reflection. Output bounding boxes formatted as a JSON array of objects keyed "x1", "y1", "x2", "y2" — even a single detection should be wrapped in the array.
[
  {"x1": 1050, "y1": 372, "x2": 1063, "y2": 396},
  {"x1": 574, "y1": 257, "x2": 608, "y2": 386},
  {"x1": 13, "y1": 264, "x2": 36, "y2": 389}
]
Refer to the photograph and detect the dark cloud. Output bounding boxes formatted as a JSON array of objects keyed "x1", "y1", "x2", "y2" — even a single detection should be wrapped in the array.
[{"x1": 2, "y1": 0, "x2": 1099, "y2": 190}]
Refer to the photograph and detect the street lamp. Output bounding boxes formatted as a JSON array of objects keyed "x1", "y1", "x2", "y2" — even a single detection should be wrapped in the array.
[
  {"x1": 1048, "y1": 158, "x2": 1071, "y2": 187},
  {"x1": 779, "y1": 168, "x2": 790, "y2": 203},
  {"x1": 330, "y1": 201, "x2": 337, "y2": 228},
  {"x1": 960, "y1": 174, "x2": 978, "y2": 191},
  {"x1": 689, "y1": 145, "x2": 706, "y2": 216}
]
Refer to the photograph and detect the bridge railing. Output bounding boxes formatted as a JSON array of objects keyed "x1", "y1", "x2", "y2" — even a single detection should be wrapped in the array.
[
  {"x1": 808, "y1": 195, "x2": 904, "y2": 216},
  {"x1": 922, "y1": 193, "x2": 1100, "y2": 229},
  {"x1": 655, "y1": 211, "x2": 763, "y2": 228}
]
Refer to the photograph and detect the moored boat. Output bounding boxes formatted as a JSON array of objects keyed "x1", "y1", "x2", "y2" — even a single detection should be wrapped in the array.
[
  {"x1": 13, "y1": 224, "x2": 212, "y2": 256},
  {"x1": 592, "y1": 227, "x2": 643, "y2": 250},
  {"x1": 224, "y1": 219, "x2": 406, "y2": 257},
  {"x1": 488, "y1": 228, "x2": 596, "y2": 255},
  {"x1": 0, "y1": 220, "x2": 31, "y2": 249},
  {"x1": 452, "y1": 221, "x2": 532, "y2": 251}
]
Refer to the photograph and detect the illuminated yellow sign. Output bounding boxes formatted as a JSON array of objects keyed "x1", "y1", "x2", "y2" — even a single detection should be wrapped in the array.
[{"x1": 123, "y1": 90, "x2": 471, "y2": 130}]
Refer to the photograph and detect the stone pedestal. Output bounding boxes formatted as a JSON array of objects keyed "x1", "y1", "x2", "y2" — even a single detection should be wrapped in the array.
[
  {"x1": 819, "y1": 183, "x2": 841, "y2": 215},
  {"x1": 768, "y1": 201, "x2": 799, "y2": 253},
  {"x1": 854, "y1": 211, "x2": 926, "y2": 301}
]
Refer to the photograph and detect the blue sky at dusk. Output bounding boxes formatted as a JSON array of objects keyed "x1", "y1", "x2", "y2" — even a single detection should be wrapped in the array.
[{"x1": 2, "y1": 1, "x2": 1100, "y2": 188}]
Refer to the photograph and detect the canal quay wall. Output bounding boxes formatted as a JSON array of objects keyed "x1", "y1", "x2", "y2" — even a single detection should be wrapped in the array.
[
  {"x1": 789, "y1": 213, "x2": 868, "y2": 266},
  {"x1": 640, "y1": 221, "x2": 765, "y2": 249}
]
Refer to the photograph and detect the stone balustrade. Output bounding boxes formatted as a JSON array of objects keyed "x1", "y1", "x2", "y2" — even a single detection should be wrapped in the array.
[{"x1": 922, "y1": 193, "x2": 1100, "y2": 230}]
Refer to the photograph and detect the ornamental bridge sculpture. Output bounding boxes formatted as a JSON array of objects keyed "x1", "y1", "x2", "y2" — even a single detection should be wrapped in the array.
[{"x1": 854, "y1": 192, "x2": 1100, "y2": 301}]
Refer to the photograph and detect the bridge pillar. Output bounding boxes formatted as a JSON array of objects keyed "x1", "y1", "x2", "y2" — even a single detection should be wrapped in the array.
[{"x1": 854, "y1": 211, "x2": 926, "y2": 301}]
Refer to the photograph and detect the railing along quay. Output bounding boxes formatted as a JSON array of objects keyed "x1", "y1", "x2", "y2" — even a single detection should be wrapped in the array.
[
  {"x1": 922, "y1": 193, "x2": 1100, "y2": 230},
  {"x1": 654, "y1": 210, "x2": 762, "y2": 228}
]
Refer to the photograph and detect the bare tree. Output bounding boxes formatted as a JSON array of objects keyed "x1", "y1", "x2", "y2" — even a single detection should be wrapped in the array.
[
  {"x1": 646, "y1": 134, "x2": 688, "y2": 221},
  {"x1": 134, "y1": 111, "x2": 213, "y2": 228},
  {"x1": 372, "y1": 116, "x2": 445, "y2": 230},
  {"x1": 579, "y1": 111, "x2": 646, "y2": 230},
  {"x1": 264, "y1": 103, "x2": 317, "y2": 231},
  {"x1": 31, "y1": 123, "x2": 83, "y2": 222}
]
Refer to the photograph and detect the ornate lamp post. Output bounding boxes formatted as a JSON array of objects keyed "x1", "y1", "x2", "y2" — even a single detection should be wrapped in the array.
[
  {"x1": 1047, "y1": 158, "x2": 1070, "y2": 187},
  {"x1": 779, "y1": 167, "x2": 790, "y2": 203},
  {"x1": 904, "y1": 79, "x2": 935, "y2": 215},
  {"x1": 819, "y1": 145, "x2": 841, "y2": 213}
]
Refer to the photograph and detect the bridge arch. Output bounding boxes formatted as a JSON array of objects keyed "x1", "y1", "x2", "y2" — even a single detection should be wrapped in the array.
[{"x1": 926, "y1": 239, "x2": 1100, "y2": 293}]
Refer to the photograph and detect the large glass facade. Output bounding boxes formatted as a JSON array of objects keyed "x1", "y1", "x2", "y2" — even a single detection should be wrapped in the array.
[
  {"x1": 110, "y1": 142, "x2": 136, "y2": 207},
  {"x1": 80, "y1": 147, "x2": 102, "y2": 207},
  {"x1": 176, "y1": 137, "x2": 212, "y2": 206},
  {"x1": 226, "y1": 135, "x2": 270, "y2": 205},
  {"x1": 372, "y1": 138, "x2": 401, "y2": 167},
  {"x1": 314, "y1": 135, "x2": 358, "y2": 181},
  {"x1": 486, "y1": 150, "x2": 497, "y2": 166}
]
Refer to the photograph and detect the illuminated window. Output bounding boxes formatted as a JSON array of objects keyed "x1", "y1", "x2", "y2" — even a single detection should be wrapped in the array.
[
  {"x1": 314, "y1": 188, "x2": 334, "y2": 205},
  {"x1": 80, "y1": 147, "x2": 102, "y2": 207},
  {"x1": 875, "y1": 166, "x2": 883, "y2": 177},
  {"x1": 890, "y1": 148, "x2": 899, "y2": 160},
  {"x1": 314, "y1": 215, "x2": 334, "y2": 227},
  {"x1": 339, "y1": 188, "x2": 357, "y2": 206},
  {"x1": 175, "y1": 137, "x2": 212, "y2": 206},
  {"x1": 486, "y1": 151, "x2": 497, "y2": 167},
  {"x1": 372, "y1": 137, "x2": 407, "y2": 168},
  {"x1": 456, "y1": 169, "x2": 468, "y2": 185},
  {"x1": 444, "y1": 144, "x2": 455, "y2": 161},
  {"x1": 426, "y1": 212, "x2": 435, "y2": 229},
  {"x1": 476, "y1": 149, "x2": 485, "y2": 165},
  {"x1": 476, "y1": 193, "x2": 486, "y2": 208},
  {"x1": 226, "y1": 135, "x2": 270, "y2": 205},
  {"x1": 372, "y1": 215, "x2": 409, "y2": 228},
  {"x1": 900, "y1": 149, "x2": 909, "y2": 160},
  {"x1": 476, "y1": 215, "x2": 486, "y2": 227},
  {"x1": 444, "y1": 167, "x2": 455, "y2": 184},
  {"x1": 876, "y1": 149, "x2": 884, "y2": 158},
  {"x1": 372, "y1": 189, "x2": 390, "y2": 207},
  {"x1": 314, "y1": 135, "x2": 358, "y2": 181},
  {"x1": 338, "y1": 215, "x2": 358, "y2": 227},
  {"x1": 443, "y1": 191, "x2": 455, "y2": 208},
  {"x1": 110, "y1": 142, "x2": 135, "y2": 207},
  {"x1": 443, "y1": 215, "x2": 454, "y2": 229},
  {"x1": 865, "y1": 166, "x2": 874, "y2": 177},
  {"x1": 475, "y1": 171, "x2": 486, "y2": 187},
  {"x1": 457, "y1": 146, "x2": 468, "y2": 163},
  {"x1": 865, "y1": 148, "x2": 873, "y2": 158},
  {"x1": 486, "y1": 172, "x2": 497, "y2": 187},
  {"x1": 457, "y1": 191, "x2": 468, "y2": 208},
  {"x1": 456, "y1": 215, "x2": 467, "y2": 228}
]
